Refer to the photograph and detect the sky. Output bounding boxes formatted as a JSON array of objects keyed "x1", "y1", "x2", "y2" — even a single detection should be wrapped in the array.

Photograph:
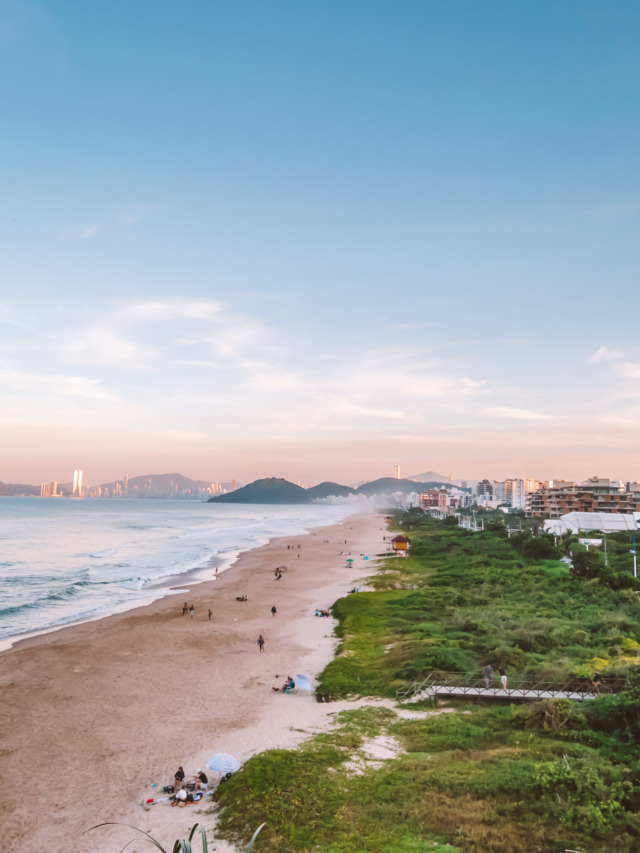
[{"x1": 1, "y1": 0, "x2": 640, "y2": 487}]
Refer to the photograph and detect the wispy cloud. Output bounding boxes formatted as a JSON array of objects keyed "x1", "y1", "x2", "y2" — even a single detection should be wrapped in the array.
[
  {"x1": 121, "y1": 299, "x2": 224, "y2": 323},
  {"x1": 0, "y1": 367, "x2": 117, "y2": 401},
  {"x1": 486, "y1": 407, "x2": 553, "y2": 420},
  {"x1": 589, "y1": 345, "x2": 623, "y2": 363},
  {"x1": 615, "y1": 362, "x2": 640, "y2": 381},
  {"x1": 61, "y1": 224, "x2": 101, "y2": 240}
]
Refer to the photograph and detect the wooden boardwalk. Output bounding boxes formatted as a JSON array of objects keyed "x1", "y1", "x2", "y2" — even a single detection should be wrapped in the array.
[
  {"x1": 427, "y1": 684, "x2": 595, "y2": 702},
  {"x1": 397, "y1": 672, "x2": 600, "y2": 704}
]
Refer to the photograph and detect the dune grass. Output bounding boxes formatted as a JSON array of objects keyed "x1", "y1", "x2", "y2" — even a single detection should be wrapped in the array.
[{"x1": 212, "y1": 511, "x2": 640, "y2": 851}]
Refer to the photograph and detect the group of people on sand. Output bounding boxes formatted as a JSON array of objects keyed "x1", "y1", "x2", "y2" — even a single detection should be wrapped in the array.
[
  {"x1": 314, "y1": 608, "x2": 331, "y2": 618},
  {"x1": 182, "y1": 602, "x2": 213, "y2": 619},
  {"x1": 170, "y1": 766, "x2": 209, "y2": 806}
]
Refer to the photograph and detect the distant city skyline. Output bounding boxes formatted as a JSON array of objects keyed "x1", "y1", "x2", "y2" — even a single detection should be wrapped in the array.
[
  {"x1": 2, "y1": 3, "x2": 639, "y2": 482},
  {"x1": 10, "y1": 465, "x2": 640, "y2": 493}
]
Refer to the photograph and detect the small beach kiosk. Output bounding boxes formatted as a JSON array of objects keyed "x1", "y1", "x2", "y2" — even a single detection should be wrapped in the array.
[{"x1": 390, "y1": 535, "x2": 410, "y2": 554}]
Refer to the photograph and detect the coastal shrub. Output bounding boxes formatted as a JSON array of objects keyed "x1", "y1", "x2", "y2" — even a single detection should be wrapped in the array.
[{"x1": 211, "y1": 512, "x2": 640, "y2": 852}]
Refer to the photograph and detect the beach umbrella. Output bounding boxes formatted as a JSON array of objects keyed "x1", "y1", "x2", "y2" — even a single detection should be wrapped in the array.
[
  {"x1": 206, "y1": 753, "x2": 241, "y2": 773},
  {"x1": 295, "y1": 674, "x2": 313, "y2": 691},
  {"x1": 346, "y1": 558, "x2": 354, "y2": 563}
]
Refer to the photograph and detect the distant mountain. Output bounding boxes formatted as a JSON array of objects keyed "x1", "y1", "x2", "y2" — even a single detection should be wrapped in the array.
[
  {"x1": 305, "y1": 481, "x2": 357, "y2": 500},
  {"x1": 109, "y1": 472, "x2": 213, "y2": 493},
  {"x1": 407, "y1": 471, "x2": 450, "y2": 484},
  {"x1": 208, "y1": 477, "x2": 308, "y2": 504},
  {"x1": 356, "y1": 477, "x2": 446, "y2": 496},
  {"x1": 0, "y1": 482, "x2": 40, "y2": 497},
  {"x1": 209, "y1": 476, "x2": 453, "y2": 504}
]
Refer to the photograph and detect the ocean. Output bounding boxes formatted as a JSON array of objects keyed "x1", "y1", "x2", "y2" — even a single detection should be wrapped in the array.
[{"x1": 0, "y1": 498, "x2": 357, "y2": 650}]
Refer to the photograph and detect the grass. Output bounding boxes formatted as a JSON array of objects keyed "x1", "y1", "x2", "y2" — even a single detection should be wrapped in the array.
[{"x1": 211, "y1": 511, "x2": 640, "y2": 851}]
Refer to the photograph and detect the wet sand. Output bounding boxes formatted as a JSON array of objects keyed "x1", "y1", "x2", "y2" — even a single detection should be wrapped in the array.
[{"x1": 0, "y1": 511, "x2": 386, "y2": 852}]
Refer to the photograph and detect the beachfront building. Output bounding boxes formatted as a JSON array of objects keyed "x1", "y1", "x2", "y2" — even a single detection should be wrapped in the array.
[
  {"x1": 527, "y1": 478, "x2": 640, "y2": 519},
  {"x1": 419, "y1": 489, "x2": 440, "y2": 508}
]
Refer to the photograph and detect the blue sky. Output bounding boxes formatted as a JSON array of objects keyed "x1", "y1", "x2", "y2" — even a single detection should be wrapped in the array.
[{"x1": 1, "y1": 1, "x2": 639, "y2": 485}]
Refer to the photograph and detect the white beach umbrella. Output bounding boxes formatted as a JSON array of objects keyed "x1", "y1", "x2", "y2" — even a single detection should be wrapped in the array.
[
  {"x1": 294, "y1": 674, "x2": 313, "y2": 691},
  {"x1": 206, "y1": 753, "x2": 241, "y2": 773}
]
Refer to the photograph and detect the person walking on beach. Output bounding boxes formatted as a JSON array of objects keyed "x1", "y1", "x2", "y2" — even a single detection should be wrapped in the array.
[
  {"x1": 483, "y1": 663, "x2": 493, "y2": 689},
  {"x1": 182, "y1": 602, "x2": 188, "y2": 615},
  {"x1": 189, "y1": 605, "x2": 194, "y2": 618},
  {"x1": 271, "y1": 605, "x2": 277, "y2": 617},
  {"x1": 498, "y1": 665, "x2": 507, "y2": 691},
  {"x1": 208, "y1": 608, "x2": 212, "y2": 620},
  {"x1": 257, "y1": 634, "x2": 265, "y2": 653}
]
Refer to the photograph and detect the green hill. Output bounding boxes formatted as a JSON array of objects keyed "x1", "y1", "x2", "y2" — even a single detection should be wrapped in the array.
[
  {"x1": 306, "y1": 481, "x2": 357, "y2": 500},
  {"x1": 208, "y1": 477, "x2": 308, "y2": 504}
]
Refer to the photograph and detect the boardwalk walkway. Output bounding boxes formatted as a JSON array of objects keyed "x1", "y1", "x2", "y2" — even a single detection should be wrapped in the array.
[{"x1": 396, "y1": 671, "x2": 606, "y2": 704}]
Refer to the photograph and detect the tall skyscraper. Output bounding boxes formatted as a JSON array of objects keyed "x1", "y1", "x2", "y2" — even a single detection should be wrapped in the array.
[
  {"x1": 394, "y1": 464, "x2": 401, "y2": 479},
  {"x1": 72, "y1": 469, "x2": 83, "y2": 497},
  {"x1": 123, "y1": 472, "x2": 129, "y2": 498}
]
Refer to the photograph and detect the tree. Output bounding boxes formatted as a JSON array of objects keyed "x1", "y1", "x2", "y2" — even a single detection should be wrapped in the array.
[
  {"x1": 571, "y1": 549, "x2": 603, "y2": 580},
  {"x1": 523, "y1": 537, "x2": 559, "y2": 560}
]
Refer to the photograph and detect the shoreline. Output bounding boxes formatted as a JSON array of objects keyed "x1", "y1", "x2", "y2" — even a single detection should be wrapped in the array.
[
  {"x1": 1, "y1": 510, "x2": 386, "y2": 852},
  {"x1": 0, "y1": 504, "x2": 359, "y2": 654}
]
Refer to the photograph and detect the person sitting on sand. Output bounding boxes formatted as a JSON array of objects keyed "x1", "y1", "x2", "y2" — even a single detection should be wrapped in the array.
[
  {"x1": 282, "y1": 676, "x2": 295, "y2": 693},
  {"x1": 194, "y1": 769, "x2": 208, "y2": 790},
  {"x1": 174, "y1": 766, "x2": 185, "y2": 789},
  {"x1": 172, "y1": 788, "x2": 188, "y2": 806}
]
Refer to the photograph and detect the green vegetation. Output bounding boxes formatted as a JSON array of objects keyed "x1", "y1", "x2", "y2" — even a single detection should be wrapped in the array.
[
  {"x1": 84, "y1": 821, "x2": 264, "y2": 852},
  {"x1": 213, "y1": 511, "x2": 640, "y2": 851}
]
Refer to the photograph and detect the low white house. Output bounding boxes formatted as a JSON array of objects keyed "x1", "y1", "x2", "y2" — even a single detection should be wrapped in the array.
[{"x1": 544, "y1": 511, "x2": 640, "y2": 536}]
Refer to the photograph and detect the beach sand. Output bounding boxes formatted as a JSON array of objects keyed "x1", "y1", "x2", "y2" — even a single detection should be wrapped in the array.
[{"x1": 0, "y1": 511, "x2": 386, "y2": 852}]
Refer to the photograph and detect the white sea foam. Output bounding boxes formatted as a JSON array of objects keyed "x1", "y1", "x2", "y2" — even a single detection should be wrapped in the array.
[{"x1": 0, "y1": 498, "x2": 357, "y2": 649}]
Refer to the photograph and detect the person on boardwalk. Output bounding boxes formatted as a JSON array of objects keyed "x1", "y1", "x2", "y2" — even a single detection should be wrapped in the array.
[
  {"x1": 271, "y1": 605, "x2": 277, "y2": 617},
  {"x1": 483, "y1": 663, "x2": 493, "y2": 689},
  {"x1": 592, "y1": 671, "x2": 603, "y2": 696},
  {"x1": 208, "y1": 608, "x2": 212, "y2": 620},
  {"x1": 498, "y1": 665, "x2": 507, "y2": 691},
  {"x1": 257, "y1": 634, "x2": 265, "y2": 653}
]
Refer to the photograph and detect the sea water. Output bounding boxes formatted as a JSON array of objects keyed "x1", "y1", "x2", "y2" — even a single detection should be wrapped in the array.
[{"x1": 0, "y1": 498, "x2": 357, "y2": 650}]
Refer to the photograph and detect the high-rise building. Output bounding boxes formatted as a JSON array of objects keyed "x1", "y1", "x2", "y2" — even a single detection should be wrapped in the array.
[
  {"x1": 394, "y1": 464, "x2": 401, "y2": 479},
  {"x1": 72, "y1": 469, "x2": 83, "y2": 497},
  {"x1": 123, "y1": 472, "x2": 129, "y2": 498}
]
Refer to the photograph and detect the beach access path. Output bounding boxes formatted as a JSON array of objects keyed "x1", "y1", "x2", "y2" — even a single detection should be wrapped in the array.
[{"x1": 0, "y1": 511, "x2": 385, "y2": 853}]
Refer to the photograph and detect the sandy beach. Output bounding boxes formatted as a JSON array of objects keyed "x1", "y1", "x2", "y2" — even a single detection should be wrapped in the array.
[{"x1": 0, "y1": 510, "x2": 386, "y2": 852}]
